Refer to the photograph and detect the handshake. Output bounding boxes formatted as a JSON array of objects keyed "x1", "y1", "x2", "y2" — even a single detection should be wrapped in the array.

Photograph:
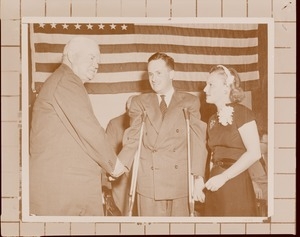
[{"x1": 109, "y1": 158, "x2": 127, "y2": 181}]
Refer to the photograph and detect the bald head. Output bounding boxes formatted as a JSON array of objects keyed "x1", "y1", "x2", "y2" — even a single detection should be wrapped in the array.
[
  {"x1": 63, "y1": 37, "x2": 99, "y2": 55},
  {"x1": 63, "y1": 37, "x2": 100, "y2": 82}
]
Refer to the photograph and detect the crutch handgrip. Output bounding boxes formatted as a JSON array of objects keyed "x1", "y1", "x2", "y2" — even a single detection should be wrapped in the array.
[{"x1": 183, "y1": 107, "x2": 190, "y2": 120}]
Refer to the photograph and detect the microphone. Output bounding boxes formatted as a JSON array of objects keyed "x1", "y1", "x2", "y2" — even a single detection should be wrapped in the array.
[{"x1": 183, "y1": 108, "x2": 190, "y2": 121}]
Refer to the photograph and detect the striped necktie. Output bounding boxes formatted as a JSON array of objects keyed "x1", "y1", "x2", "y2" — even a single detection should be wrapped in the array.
[{"x1": 159, "y1": 95, "x2": 167, "y2": 118}]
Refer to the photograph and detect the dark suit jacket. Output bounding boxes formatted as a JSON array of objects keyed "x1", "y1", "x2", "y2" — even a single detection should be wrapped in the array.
[
  {"x1": 118, "y1": 91, "x2": 207, "y2": 200},
  {"x1": 106, "y1": 113, "x2": 130, "y2": 154},
  {"x1": 29, "y1": 64, "x2": 117, "y2": 215},
  {"x1": 106, "y1": 113, "x2": 132, "y2": 215}
]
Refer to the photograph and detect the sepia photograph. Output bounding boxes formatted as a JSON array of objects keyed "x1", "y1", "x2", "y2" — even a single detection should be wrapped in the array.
[{"x1": 21, "y1": 17, "x2": 274, "y2": 223}]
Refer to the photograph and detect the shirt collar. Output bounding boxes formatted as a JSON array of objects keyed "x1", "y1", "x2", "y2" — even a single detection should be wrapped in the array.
[{"x1": 157, "y1": 87, "x2": 174, "y2": 106}]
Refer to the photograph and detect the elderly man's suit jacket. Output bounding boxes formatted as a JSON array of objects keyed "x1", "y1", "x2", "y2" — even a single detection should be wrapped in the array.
[
  {"x1": 29, "y1": 64, "x2": 117, "y2": 215},
  {"x1": 118, "y1": 92, "x2": 207, "y2": 200}
]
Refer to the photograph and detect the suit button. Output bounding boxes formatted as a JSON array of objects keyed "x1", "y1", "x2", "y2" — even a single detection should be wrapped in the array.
[
  {"x1": 151, "y1": 166, "x2": 154, "y2": 170},
  {"x1": 176, "y1": 129, "x2": 179, "y2": 133},
  {"x1": 175, "y1": 165, "x2": 178, "y2": 169}
]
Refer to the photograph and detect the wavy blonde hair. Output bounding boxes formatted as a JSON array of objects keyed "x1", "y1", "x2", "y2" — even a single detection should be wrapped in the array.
[{"x1": 209, "y1": 65, "x2": 245, "y2": 103}]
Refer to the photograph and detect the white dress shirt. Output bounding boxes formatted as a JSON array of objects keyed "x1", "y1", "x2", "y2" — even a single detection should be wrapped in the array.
[{"x1": 156, "y1": 87, "x2": 175, "y2": 107}]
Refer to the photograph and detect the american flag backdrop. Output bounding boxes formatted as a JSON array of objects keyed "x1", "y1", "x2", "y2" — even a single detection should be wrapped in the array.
[{"x1": 29, "y1": 22, "x2": 266, "y2": 94}]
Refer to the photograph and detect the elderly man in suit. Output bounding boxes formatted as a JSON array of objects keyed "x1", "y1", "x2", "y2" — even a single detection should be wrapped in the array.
[
  {"x1": 29, "y1": 36, "x2": 125, "y2": 216},
  {"x1": 118, "y1": 52, "x2": 207, "y2": 216}
]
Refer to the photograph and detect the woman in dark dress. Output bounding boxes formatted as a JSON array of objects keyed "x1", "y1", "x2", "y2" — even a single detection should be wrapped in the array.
[{"x1": 203, "y1": 65, "x2": 261, "y2": 216}]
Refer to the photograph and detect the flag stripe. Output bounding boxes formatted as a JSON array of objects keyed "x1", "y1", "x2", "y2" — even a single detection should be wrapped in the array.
[
  {"x1": 134, "y1": 25, "x2": 258, "y2": 38},
  {"x1": 36, "y1": 50, "x2": 258, "y2": 66},
  {"x1": 33, "y1": 33, "x2": 258, "y2": 47},
  {"x1": 35, "y1": 43, "x2": 258, "y2": 55},
  {"x1": 34, "y1": 70, "x2": 259, "y2": 83},
  {"x1": 102, "y1": 44, "x2": 258, "y2": 55},
  {"x1": 34, "y1": 52, "x2": 258, "y2": 67},
  {"x1": 147, "y1": 23, "x2": 258, "y2": 30},
  {"x1": 35, "y1": 61, "x2": 259, "y2": 74}
]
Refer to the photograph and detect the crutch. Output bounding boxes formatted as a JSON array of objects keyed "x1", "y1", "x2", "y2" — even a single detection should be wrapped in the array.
[
  {"x1": 183, "y1": 108, "x2": 195, "y2": 217},
  {"x1": 128, "y1": 110, "x2": 147, "y2": 216}
]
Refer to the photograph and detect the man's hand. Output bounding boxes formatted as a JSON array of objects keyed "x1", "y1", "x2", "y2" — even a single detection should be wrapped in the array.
[
  {"x1": 193, "y1": 176, "x2": 205, "y2": 203},
  {"x1": 110, "y1": 158, "x2": 126, "y2": 179}
]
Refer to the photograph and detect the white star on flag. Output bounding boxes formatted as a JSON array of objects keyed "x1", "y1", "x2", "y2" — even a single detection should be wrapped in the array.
[
  {"x1": 75, "y1": 23, "x2": 81, "y2": 30},
  {"x1": 50, "y1": 23, "x2": 57, "y2": 28},
  {"x1": 110, "y1": 23, "x2": 116, "y2": 30},
  {"x1": 62, "y1": 23, "x2": 69, "y2": 29},
  {"x1": 87, "y1": 24, "x2": 93, "y2": 30},
  {"x1": 98, "y1": 24, "x2": 105, "y2": 30},
  {"x1": 121, "y1": 24, "x2": 128, "y2": 30},
  {"x1": 39, "y1": 23, "x2": 45, "y2": 28}
]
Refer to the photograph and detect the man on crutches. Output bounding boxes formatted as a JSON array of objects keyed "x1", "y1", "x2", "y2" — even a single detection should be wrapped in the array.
[{"x1": 117, "y1": 52, "x2": 207, "y2": 216}]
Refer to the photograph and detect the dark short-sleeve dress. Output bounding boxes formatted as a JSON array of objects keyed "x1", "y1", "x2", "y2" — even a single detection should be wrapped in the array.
[{"x1": 204, "y1": 103, "x2": 258, "y2": 216}]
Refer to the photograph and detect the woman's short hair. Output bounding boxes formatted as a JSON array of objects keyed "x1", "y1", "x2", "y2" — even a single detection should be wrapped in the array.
[{"x1": 209, "y1": 65, "x2": 245, "y2": 103}]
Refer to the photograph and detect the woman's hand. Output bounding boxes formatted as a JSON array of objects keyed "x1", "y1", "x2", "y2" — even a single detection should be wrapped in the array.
[{"x1": 205, "y1": 173, "x2": 229, "y2": 192}]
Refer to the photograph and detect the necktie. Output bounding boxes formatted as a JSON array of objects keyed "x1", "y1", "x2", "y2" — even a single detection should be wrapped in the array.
[{"x1": 159, "y1": 95, "x2": 167, "y2": 118}]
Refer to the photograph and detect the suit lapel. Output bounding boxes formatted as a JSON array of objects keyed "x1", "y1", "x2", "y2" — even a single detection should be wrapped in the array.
[
  {"x1": 143, "y1": 93, "x2": 163, "y2": 134},
  {"x1": 155, "y1": 92, "x2": 184, "y2": 146}
]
